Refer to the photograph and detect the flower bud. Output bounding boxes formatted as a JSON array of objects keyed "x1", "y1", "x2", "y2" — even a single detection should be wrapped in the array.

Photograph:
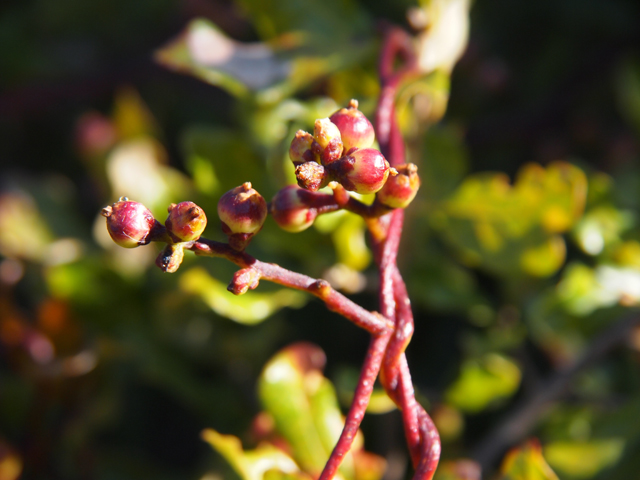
[
  {"x1": 327, "y1": 148, "x2": 391, "y2": 195},
  {"x1": 295, "y1": 161, "x2": 327, "y2": 192},
  {"x1": 228, "y1": 267, "x2": 260, "y2": 295},
  {"x1": 218, "y1": 183, "x2": 267, "y2": 235},
  {"x1": 289, "y1": 130, "x2": 317, "y2": 166},
  {"x1": 101, "y1": 197, "x2": 155, "y2": 248},
  {"x1": 329, "y1": 99, "x2": 375, "y2": 152},
  {"x1": 313, "y1": 118, "x2": 343, "y2": 165},
  {"x1": 165, "y1": 201, "x2": 207, "y2": 242},
  {"x1": 270, "y1": 185, "x2": 318, "y2": 233},
  {"x1": 156, "y1": 243, "x2": 184, "y2": 273},
  {"x1": 376, "y1": 163, "x2": 420, "y2": 209}
]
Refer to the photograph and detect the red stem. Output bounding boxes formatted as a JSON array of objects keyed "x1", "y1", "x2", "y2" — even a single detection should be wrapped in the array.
[
  {"x1": 317, "y1": 332, "x2": 391, "y2": 480},
  {"x1": 373, "y1": 24, "x2": 441, "y2": 480},
  {"x1": 189, "y1": 239, "x2": 392, "y2": 336},
  {"x1": 318, "y1": 206, "x2": 404, "y2": 478}
]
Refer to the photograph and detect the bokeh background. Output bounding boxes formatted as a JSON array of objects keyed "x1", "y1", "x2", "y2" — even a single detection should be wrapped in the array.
[{"x1": 2, "y1": 0, "x2": 640, "y2": 479}]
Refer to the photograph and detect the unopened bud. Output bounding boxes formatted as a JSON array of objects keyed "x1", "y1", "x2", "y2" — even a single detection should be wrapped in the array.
[
  {"x1": 329, "y1": 100, "x2": 375, "y2": 152},
  {"x1": 295, "y1": 161, "x2": 327, "y2": 191},
  {"x1": 218, "y1": 183, "x2": 267, "y2": 251},
  {"x1": 326, "y1": 148, "x2": 390, "y2": 195},
  {"x1": 313, "y1": 118, "x2": 343, "y2": 165},
  {"x1": 218, "y1": 183, "x2": 267, "y2": 235},
  {"x1": 165, "y1": 201, "x2": 207, "y2": 242},
  {"x1": 270, "y1": 185, "x2": 318, "y2": 233},
  {"x1": 376, "y1": 163, "x2": 420, "y2": 209},
  {"x1": 289, "y1": 130, "x2": 317, "y2": 166},
  {"x1": 102, "y1": 198, "x2": 155, "y2": 248},
  {"x1": 228, "y1": 268, "x2": 260, "y2": 295},
  {"x1": 156, "y1": 243, "x2": 184, "y2": 273}
]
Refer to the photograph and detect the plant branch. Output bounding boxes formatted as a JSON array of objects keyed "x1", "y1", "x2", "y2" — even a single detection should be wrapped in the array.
[{"x1": 189, "y1": 238, "x2": 393, "y2": 336}]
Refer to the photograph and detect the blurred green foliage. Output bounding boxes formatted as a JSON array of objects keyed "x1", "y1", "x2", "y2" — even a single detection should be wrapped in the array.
[{"x1": 2, "y1": 0, "x2": 640, "y2": 479}]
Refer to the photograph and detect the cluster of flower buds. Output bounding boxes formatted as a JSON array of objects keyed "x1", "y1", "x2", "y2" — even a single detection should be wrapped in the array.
[
  {"x1": 267, "y1": 100, "x2": 422, "y2": 234},
  {"x1": 102, "y1": 184, "x2": 270, "y2": 272},
  {"x1": 102, "y1": 197, "x2": 208, "y2": 273},
  {"x1": 102, "y1": 100, "x2": 421, "y2": 261},
  {"x1": 289, "y1": 100, "x2": 392, "y2": 195}
]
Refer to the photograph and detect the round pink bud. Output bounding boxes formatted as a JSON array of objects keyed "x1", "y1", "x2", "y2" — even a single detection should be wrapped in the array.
[
  {"x1": 289, "y1": 130, "x2": 317, "y2": 166},
  {"x1": 329, "y1": 99, "x2": 375, "y2": 152},
  {"x1": 313, "y1": 118, "x2": 343, "y2": 165},
  {"x1": 102, "y1": 198, "x2": 155, "y2": 248},
  {"x1": 327, "y1": 148, "x2": 390, "y2": 195},
  {"x1": 218, "y1": 183, "x2": 267, "y2": 236},
  {"x1": 165, "y1": 201, "x2": 207, "y2": 242},
  {"x1": 270, "y1": 185, "x2": 318, "y2": 233},
  {"x1": 376, "y1": 163, "x2": 420, "y2": 209}
]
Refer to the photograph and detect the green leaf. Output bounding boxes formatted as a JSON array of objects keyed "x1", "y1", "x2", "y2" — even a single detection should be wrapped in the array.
[
  {"x1": 258, "y1": 344, "x2": 386, "y2": 480},
  {"x1": 179, "y1": 267, "x2": 307, "y2": 324},
  {"x1": 500, "y1": 440, "x2": 559, "y2": 480},
  {"x1": 155, "y1": 15, "x2": 373, "y2": 103},
  {"x1": 436, "y1": 162, "x2": 587, "y2": 277},
  {"x1": 155, "y1": 19, "x2": 281, "y2": 98},
  {"x1": 0, "y1": 191, "x2": 54, "y2": 262},
  {"x1": 331, "y1": 213, "x2": 371, "y2": 271},
  {"x1": 445, "y1": 353, "x2": 521, "y2": 413},
  {"x1": 573, "y1": 205, "x2": 633, "y2": 256},
  {"x1": 202, "y1": 428, "x2": 308, "y2": 480},
  {"x1": 257, "y1": 343, "x2": 337, "y2": 477},
  {"x1": 544, "y1": 439, "x2": 625, "y2": 479}
]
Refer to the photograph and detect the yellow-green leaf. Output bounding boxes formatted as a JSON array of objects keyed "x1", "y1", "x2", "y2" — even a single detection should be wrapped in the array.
[
  {"x1": 500, "y1": 440, "x2": 559, "y2": 480},
  {"x1": 544, "y1": 439, "x2": 625, "y2": 478},
  {"x1": 202, "y1": 428, "x2": 307, "y2": 480},
  {"x1": 180, "y1": 267, "x2": 307, "y2": 324},
  {"x1": 446, "y1": 353, "x2": 521, "y2": 413}
]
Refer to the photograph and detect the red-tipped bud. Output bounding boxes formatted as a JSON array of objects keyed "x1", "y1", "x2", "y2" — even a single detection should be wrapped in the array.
[
  {"x1": 289, "y1": 130, "x2": 317, "y2": 166},
  {"x1": 329, "y1": 99, "x2": 375, "y2": 152},
  {"x1": 218, "y1": 183, "x2": 267, "y2": 235},
  {"x1": 376, "y1": 163, "x2": 420, "y2": 209},
  {"x1": 102, "y1": 198, "x2": 155, "y2": 248},
  {"x1": 156, "y1": 243, "x2": 184, "y2": 273},
  {"x1": 165, "y1": 201, "x2": 207, "y2": 242},
  {"x1": 313, "y1": 118, "x2": 343, "y2": 165},
  {"x1": 295, "y1": 161, "x2": 327, "y2": 191},
  {"x1": 270, "y1": 185, "x2": 318, "y2": 233},
  {"x1": 327, "y1": 148, "x2": 391, "y2": 195},
  {"x1": 218, "y1": 183, "x2": 267, "y2": 251}
]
